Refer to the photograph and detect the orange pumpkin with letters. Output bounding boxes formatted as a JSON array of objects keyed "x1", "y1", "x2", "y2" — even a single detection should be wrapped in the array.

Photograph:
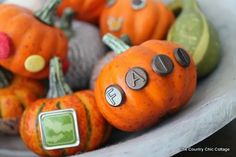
[{"x1": 95, "y1": 34, "x2": 196, "y2": 132}]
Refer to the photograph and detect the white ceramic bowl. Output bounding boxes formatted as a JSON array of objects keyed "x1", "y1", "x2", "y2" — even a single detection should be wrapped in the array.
[{"x1": 0, "y1": 0, "x2": 236, "y2": 157}]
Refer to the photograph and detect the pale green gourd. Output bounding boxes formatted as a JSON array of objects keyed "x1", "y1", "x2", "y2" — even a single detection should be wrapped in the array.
[{"x1": 167, "y1": 0, "x2": 221, "y2": 78}]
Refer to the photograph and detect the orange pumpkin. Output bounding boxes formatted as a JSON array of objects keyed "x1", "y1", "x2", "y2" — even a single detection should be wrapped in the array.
[
  {"x1": 0, "y1": 67, "x2": 44, "y2": 120},
  {"x1": 57, "y1": 0, "x2": 106, "y2": 24},
  {"x1": 100, "y1": 0, "x2": 175, "y2": 45},
  {"x1": 20, "y1": 57, "x2": 111, "y2": 157},
  {"x1": 0, "y1": 67, "x2": 44, "y2": 134},
  {"x1": 0, "y1": 0, "x2": 68, "y2": 79},
  {"x1": 95, "y1": 34, "x2": 196, "y2": 132}
]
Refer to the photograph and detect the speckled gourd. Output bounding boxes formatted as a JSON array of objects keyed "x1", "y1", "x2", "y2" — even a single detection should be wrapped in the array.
[
  {"x1": 58, "y1": 8, "x2": 106, "y2": 90},
  {"x1": 167, "y1": 0, "x2": 221, "y2": 78}
]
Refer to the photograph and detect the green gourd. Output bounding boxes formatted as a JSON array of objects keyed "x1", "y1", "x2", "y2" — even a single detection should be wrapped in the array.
[{"x1": 167, "y1": 0, "x2": 221, "y2": 78}]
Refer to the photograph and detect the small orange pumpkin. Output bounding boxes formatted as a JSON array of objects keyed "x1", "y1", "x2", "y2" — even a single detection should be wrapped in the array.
[
  {"x1": 0, "y1": 0, "x2": 68, "y2": 79},
  {"x1": 20, "y1": 57, "x2": 111, "y2": 157},
  {"x1": 0, "y1": 67, "x2": 44, "y2": 134},
  {"x1": 95, "y1": 34, "x2": 196, "y2": 132},
  {"x1": 100, "y1": 0, "x2": 175, "y2": 45},
  {"x1": 57, "y1": 0, "x2": 106, "y2": 24}
]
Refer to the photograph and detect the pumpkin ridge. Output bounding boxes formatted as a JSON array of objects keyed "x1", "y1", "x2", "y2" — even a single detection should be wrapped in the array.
[
  {"x1": 100, "y1": 122, "x2": 112, "y2": 146},
  {"x1": 55, "y1": 101, "x2": 62, "y2": 109},
  {"x1": 52, "y1": 30, "x2": 60, "y2": 60},
  {"x1": 13, "y1": 90, "x2": 26, "y2": 112},
  {"x1": 76, "y1": 96, "x2": 92, "y2": 151},
  {"x1": 9, "y1": 20, "x2": 35, "y2": 72},
  {"x1": 0, "y1": 5, "x2": 21, "y2": 20},
  {"x1": 35, "y1": 102, "x2": 48, "y2": 155}
]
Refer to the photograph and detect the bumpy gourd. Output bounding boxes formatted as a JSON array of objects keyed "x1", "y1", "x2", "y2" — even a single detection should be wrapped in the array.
[
  {"x1": 20, "y1": 57, "x2": 111, "y2": 157},
  {"x1": 58, "y1": 8, "x2": 106, "y2": 90},
  {"x1": 0, "y1": 0, "x2": 68, "y2": 79},
  {"x1": 95, "y1": 34, "x2": 196, "y2": 132},
  {"x1": 167, "y1": 0, "x2": 221, "y2": 78},
  {"x1": 3, "y1": 0, "x2": 46, "y2": 12},
  {"x1": 100, "y1": 0, "x2": 175, "y2": 45},
  {"x1": 0, "y1": 67, "x2": 44, "y2": 134},
  {"x1": 57, "y1": 0, "x2": 106, "y2": 23}
]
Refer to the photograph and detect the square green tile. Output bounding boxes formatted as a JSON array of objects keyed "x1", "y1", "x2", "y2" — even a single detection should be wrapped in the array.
[{"x1": 38, "y1": 109, "x2": 80, "y2": 150}]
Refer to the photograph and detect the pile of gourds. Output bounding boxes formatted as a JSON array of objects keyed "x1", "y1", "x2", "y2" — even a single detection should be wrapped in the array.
[{"x1": 0, "y1": 0, "x2": 221, "y2": 156}]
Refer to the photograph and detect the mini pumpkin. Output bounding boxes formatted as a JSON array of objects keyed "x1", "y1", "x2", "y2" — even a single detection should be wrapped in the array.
[
  {"x1": 3, "y1": 0, "x2": 46, "y2": 12},
  {"x1": 0, "y1": 0, "x2": 68, "y2": 79},
  {"x1": 20, "y1": 57, "x2": 111, "y2": 157},
  {"x1": 0, "y1": 67, "x2": 44, "y2": 134},
  {"x1": 100, "y1": 0, "x2": 175, "y2": 45},
  {"x1": 57, "y1": 0, "x2": 106, "y2": 23},
  {"x1": 58, "y1": 8, "x2": 106, "y2": 90},
  {"x1": 95, "y1": 34, "x2": 196, "y2": 132}
]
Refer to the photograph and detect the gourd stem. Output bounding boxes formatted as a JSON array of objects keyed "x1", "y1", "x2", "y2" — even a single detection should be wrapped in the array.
[
  {"x1": 47, "y1": 57, "x2": 72, "y2": 98},
  {"x1": 35, "y1": 0, "x2": 61, "y2": 26},
  {"x1": 0, "y1": 67, "x2": 13, "y2": 88},
  {"x1": 102, "y1": 33, "x2": 130, "y2": 55},
  {"x1": 168, "y1": 0, "x2": 198, "y2": 16},
  {"x1": 60, "y1": 8, "x2": 74, "y2": 39},
  {"x1": 167, "y1": 0, "x2": 183, "y2": 16},
  {"x1": 182, "y1": 0, "x2": 197, "y2": 10}
]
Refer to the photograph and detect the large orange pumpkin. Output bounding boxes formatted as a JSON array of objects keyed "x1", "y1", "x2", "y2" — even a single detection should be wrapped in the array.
[
  {"x1": 57, "y1": 0, "x2": 106, "y2": 24},
  {"x1": 20, "y1": 57, "x2": 111, "y2": 157},
  {"x1": 95, "y1": 34, "x2": 196, "y2": 132},
  {"x1": 100, "y1": 0, "x2": 175, "y2": 45},
  {"x1": 0, "y1": 0, "x2": 68, "y2": 79}
]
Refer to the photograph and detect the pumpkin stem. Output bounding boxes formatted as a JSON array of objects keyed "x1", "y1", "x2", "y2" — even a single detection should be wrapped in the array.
[
  {"x1": 0, "y1": 67, "x2": 13, "y2": 88},
  {"x1": 47, "y1": 57, "x2": 72, "y2": 98},
  {"x1": 120, "y1": 34, "x2": 132, "y2": 46},
  {"x1": 102, "y1": 33, "x2": 130, "y2": 55},
  {"x1": 60, "y1": 8, "x2": 74, "y2": 39},
  {"x1": 35, "y1": 0, "x2": 61, "y2": 26}
]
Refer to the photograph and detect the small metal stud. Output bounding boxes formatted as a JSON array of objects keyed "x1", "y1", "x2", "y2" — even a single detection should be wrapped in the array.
[
  {"x1": 132, "y1": 0, "x2": 147, "y2": 10},
  {"x1": 152, "y1": 55, "x2": 174, "y2": 75},
  {"x1": 125, "y1": 67, "x2": 148, "y2": 90},
  {"x1": 105, "y1": 85, "x2": 125, "y2": 107},
  {"x1": 174, "y1": 48, "x2": 191, "y2": 68}
]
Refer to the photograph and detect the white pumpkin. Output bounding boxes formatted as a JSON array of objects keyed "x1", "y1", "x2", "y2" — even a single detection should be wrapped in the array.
[
  {"x1": 3, "y1": 0, "x2": 46, "y2": 12},
  {"x1": 58, "y1": 8, "x2": 107, "y2": 90}
]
